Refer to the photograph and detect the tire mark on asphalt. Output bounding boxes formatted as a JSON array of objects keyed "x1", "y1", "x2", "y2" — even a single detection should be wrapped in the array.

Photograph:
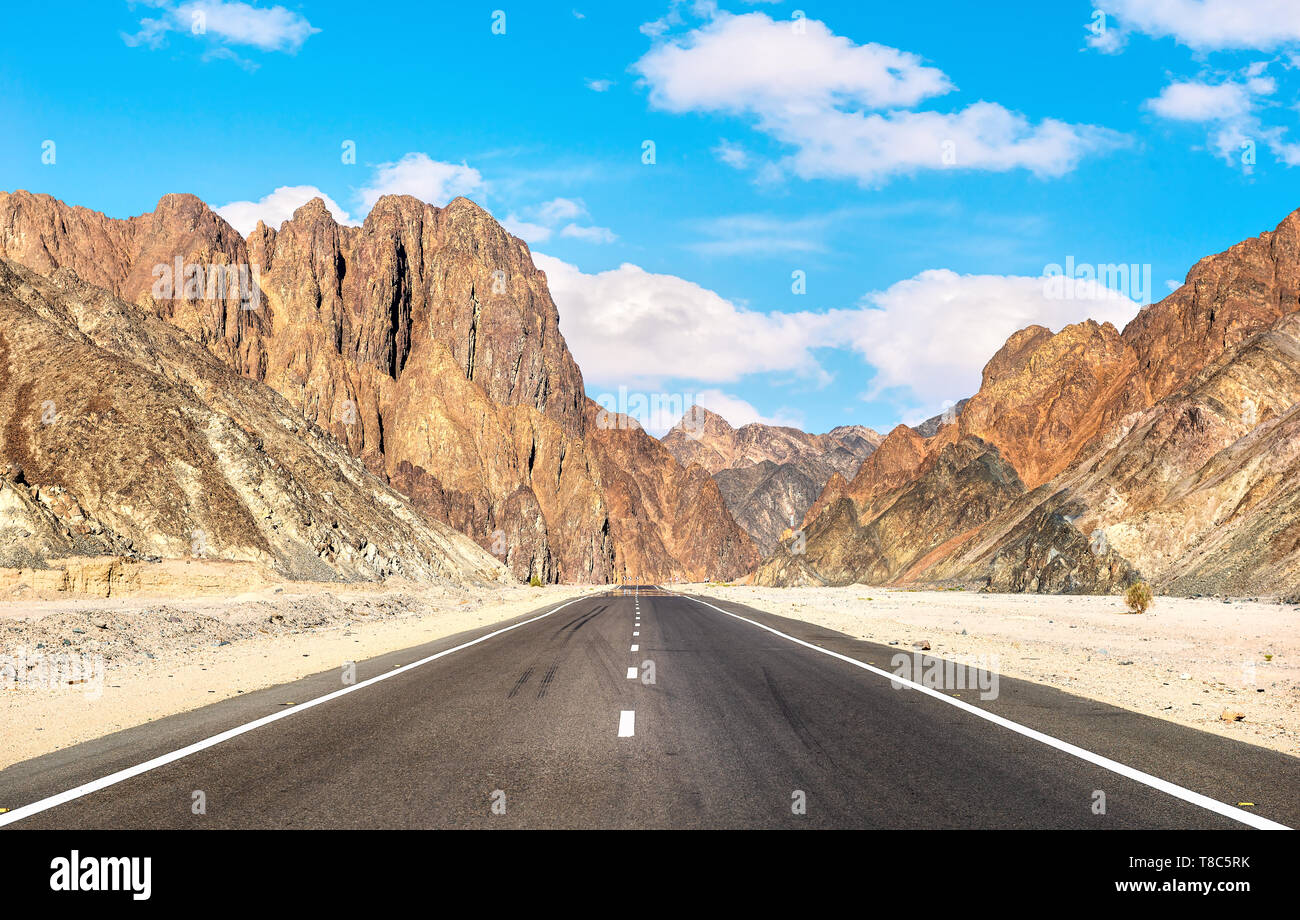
[
  {"x1": 763, "y1": 667, "x2": 840, "y2": 772},
  {"x1": 507, "y1": 666, "x2": 534, "y2": 699},
  {"x1": 537, "y1": 662, "x2": 559, "y2": 699}
]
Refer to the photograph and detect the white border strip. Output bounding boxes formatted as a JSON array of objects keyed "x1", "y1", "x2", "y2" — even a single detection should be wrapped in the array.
[
  {"x1": 0, "y1": 597, "x2": 586, "y2": 828},
  {"x1": 679, "y1": 593, "x2": 1289, "y2": 831}
]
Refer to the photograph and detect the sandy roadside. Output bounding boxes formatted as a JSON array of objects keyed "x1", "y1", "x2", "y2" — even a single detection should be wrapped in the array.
[
  {"x1": 677, "y1": 584, "x2": 1300, "y2": 758},
  {"x1": 0, "y1": 581, "x2": 599, "y2": 770}
]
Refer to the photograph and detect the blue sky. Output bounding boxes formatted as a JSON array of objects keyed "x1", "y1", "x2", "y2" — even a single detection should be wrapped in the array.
[{"x1": 5, "y1": 1, "x2": 1300, "y2": 435}]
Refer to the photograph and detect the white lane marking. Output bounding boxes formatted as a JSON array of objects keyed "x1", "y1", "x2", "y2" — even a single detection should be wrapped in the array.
[
  {"x1": 626, "y1": 666, "x2": 638, "y2": 679},
  {"x1": 678, "y1": 593, "x2": 1290, "y2": 831},
  {"x1": 0, "y1": 596, "x2": 590, "y2": 828},
  {"x1": 618, "y1": 710, "x2": 636, "y2": 737},
  {"x1": 630, "y1": 644, "x2": 639, "y2": 652},
  {"x1": 633, "y1": 631, "x2": 639, "y2": 636}
]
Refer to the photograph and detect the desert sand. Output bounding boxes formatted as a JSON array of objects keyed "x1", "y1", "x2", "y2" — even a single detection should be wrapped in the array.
[
  {"x1": 682, "y1": 584, "x2": 1300, "y2": 757},
  {"x1": 0, "y1": 579, "x2": 598, "y2": 770}
]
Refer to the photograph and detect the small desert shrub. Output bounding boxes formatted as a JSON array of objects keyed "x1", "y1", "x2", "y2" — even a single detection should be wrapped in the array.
[
  {"x1": 529, "y1": 574, "x2": 543, "y2": 587},
  {"x1": 1125, "y1": 580, "x2": 1154, "y2": 614}
]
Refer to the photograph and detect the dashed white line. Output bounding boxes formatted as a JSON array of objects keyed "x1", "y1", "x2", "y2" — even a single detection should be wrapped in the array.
[
  {"x1": 630, "y1": 644, "x2": 639, "y2": 652},
  {"x1": 633, "y1": 631, "x2": 639, "y2": 636},
  {"x1": 626, "y1": 666, "x2": 638, "y2": 679},
  {"x1": 677, "y1": 592, "x2": 1290, "y2": 831},
  {"x1": 618, "y1": 710, "x2": 636, "y2": 737}
]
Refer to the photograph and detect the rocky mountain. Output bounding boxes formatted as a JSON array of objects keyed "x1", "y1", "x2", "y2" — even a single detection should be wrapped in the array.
[
  {"x1": 661, "y1": 408, "x2": 882, "y2": 552},
  {"x1": 0, "y1": 190, "x2": 755, "y2": 583},
  {"x1": 759, "y1": 206, "x2": 1300, "y2": 597},
  {"x1": 0, "y1": 258, "x2": 507, "y2": 585},
  {"x1": 586, "y1": 405, "x2": 759, "y2": 581},
  {"x1": 911, "y1": 398, "x2": 968, "y2": 438}
]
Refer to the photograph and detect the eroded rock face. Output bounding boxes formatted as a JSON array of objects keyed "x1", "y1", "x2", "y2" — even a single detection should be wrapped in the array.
[
  {"x1": 662, "y1": 407, "x2": 881, "y2": 553},
  {"x1": 0, "y1": 190, "x2": 756, "y2": 583},
  {"x1": 662, "y1": 408, "x2": 880, "y2": 475},
  {"x1": 713, "y1": 460, "x2": 825, "y2": 554},
  {"x1": 756, "y1": 438, "x2": 1024, "y2": 586},
  {"x1": 771, "y1": 206, "x2": 1300, "y2": 595},
  {"x1": 0, "y1": 259, "x2": 508, "y2": 585},
  {"x1": 587, "y1": 404, "x2": 760, "y2": 581}
]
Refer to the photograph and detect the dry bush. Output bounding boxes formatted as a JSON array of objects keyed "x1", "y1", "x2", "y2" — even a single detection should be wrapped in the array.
[{"x1": 1125, "y1": 580, "x2": 1154, "y2": 614}]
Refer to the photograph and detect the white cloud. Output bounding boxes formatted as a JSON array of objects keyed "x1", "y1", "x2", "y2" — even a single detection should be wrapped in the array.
[
  {"x1": 560, "y1": 223, "x2": 617, "y2": 243},
  {"x1": 693, "y1": 389, "x2": 803, "y2": 429},
  {"x1": 635, "y1": 11, "x2": 1121, "y2": 185},
  {"x1": 215, "y1": 185, "x2": 356, "y2": 236},
  {"x1": 585, "y1": 78, "x2": 614, "y2": 92},
  {"x1": 713, "y1": 139, "x2": 751, "y2": 169},
  {"x1": 501, "y1": 215, "x2": 552, "y2": 243},
  {"x1": 1093, "y1": 0, "x2": 1300, "y2": 52},
  {"x1": 124, "y1": 1, "x2": 318, "y2": 54},
  {"x1": 358, "y1": 153, "x2": 484, "y2": 211},
  {"x1": 832, "y1": 269, "x2": 1141, "y2": 411},
  {"x1": 637, "y1": 11, "x2": 951, "y2": 112},
  {"x1": 1147, "y1": 80, "x2": 1254, "y2": 121},
  {"x1": 534, "y1": 253, "x2": 832, "y2": 390},
  {"x1": 535, "y1": 197, "x2": 588, "y2": 223},
  {"x1": 538, "y1": 252, "x2": 1143, "y2": 421},
  {"x1": 779, "y1": 102, "x2": 1123, "y2": 184},
  {"x1": 1145, "y1": 70, "x2": 1299, "y2": 169},
  {"x1": 506, "y1": 198, "x2": 614, "y2": 244}
]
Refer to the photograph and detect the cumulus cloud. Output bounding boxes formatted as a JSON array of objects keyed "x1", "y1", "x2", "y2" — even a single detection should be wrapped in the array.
[
  {"x1": 1147, "y1": 80, "x2": 1255, "y2": 121},
  {"x1": 637, "y1": 11, "x2": 952, "y2": 113},
  {"x1": 634, "y1": 11, "x2": 1122, "y2": 185},
  {"x1": 533, "y1": 253, "x2": 832, "y2": 390},
  {"x1": 694, "y1": 389, "x2": 803, "y2": 429},
  {"x1": 831, "y1": 269, "x2": 1141, "y2": 411},
  {"x1": 536, "y1": 252, "x2": 1142, "y2": 421},
  {"x1": 535, "y1": 197, "x2": 588, "y2": 223},
  {"x1": 1145, "y1": 70, "x2": 1300, "y2": 169},
  {"x1": 358, "y1": 153, "x2": 484, "y2": 212},
  {"x1": 1090, "y1": 0, "x2": 1300, "y2": 52},
  {"x1": 123, "y1": 1, "x2": 318, "y2": 55},
  {"x1": 560, "y1": 223, "x2": 617, "y2": 243},
  {"x1": 501, "y1": 215, "x2": 552, "y2": 243},
  {"x1": 215, "y1": 185, "x2": 356, "y2": 236}
]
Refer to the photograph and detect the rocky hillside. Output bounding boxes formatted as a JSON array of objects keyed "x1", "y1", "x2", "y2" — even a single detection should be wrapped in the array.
[
  {"x1": 661, "y1": 407, "x2": 881, "y2": 552},
  {"x1": 759, "y1": 207, "x2": 1300, "y2": 597},
  {"x1": 0, "y1": 190, "x2": 756, "y2": 583},
  {"x1": 0, "y1": 258, "x2": 507, "y2": 585}
]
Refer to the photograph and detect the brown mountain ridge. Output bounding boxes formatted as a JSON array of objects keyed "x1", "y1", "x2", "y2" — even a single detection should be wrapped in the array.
[
  {"x1": 0, "y1": 190, "x2": 757, "y2": 583},
  {"x1": 758, "y1": 205, "x2": 1300, "y2": 597}
]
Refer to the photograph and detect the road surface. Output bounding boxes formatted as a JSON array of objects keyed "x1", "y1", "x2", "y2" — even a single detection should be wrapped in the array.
[{"x1": 1, "y1": 587, "x2": 1296, "y2": 829}]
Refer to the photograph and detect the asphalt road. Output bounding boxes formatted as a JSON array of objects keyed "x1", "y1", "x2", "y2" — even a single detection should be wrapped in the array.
[{"x1": 2, "y1": 587, "x2": 1297, "y2": 829}]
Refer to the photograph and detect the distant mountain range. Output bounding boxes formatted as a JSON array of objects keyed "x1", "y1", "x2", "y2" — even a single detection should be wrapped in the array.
[
  {"x1": 5, "y1": 188, "x2": 1299, "y2": 595},
  {"x1": 660, "y1": 409, "x2": 882, "y2": 553}
]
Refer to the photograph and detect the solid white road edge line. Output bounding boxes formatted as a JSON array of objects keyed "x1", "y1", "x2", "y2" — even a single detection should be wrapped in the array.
[
  {"x1": 618, "y1": 711, "x2": 636, "y2": 737},
  {"x1": 679, "y1": 593, "x2": 1290, "y2": 831},
  {"x1": 0, "y1": 596, "x2": 589, "y2": 828}
]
